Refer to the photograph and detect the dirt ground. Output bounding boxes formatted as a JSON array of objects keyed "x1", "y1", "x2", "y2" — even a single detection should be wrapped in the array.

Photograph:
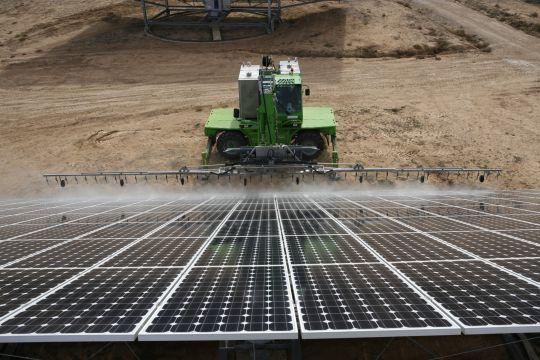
[
  {"x1": 455, "y1": 0, "x2": 540, "y2": 37},
  {"x1": 0, "y1": 0, "x2": 538, "y2": 198}
]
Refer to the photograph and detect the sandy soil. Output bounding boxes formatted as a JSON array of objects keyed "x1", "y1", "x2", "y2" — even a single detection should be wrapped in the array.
[
  {"x1": 455, "y1": 0, "x2": 540, "y2": 37},
  {"x1": 0, "y1": 0, "x2": 538, "y2": 197}
]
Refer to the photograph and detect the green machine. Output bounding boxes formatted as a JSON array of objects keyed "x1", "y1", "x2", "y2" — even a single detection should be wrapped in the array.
[
  {"x1": 202, "y1": 56, "x2": 339, "y2": 166},
  {"x1": 44, "y1": 57, "x2": 502, "y2": 187}
]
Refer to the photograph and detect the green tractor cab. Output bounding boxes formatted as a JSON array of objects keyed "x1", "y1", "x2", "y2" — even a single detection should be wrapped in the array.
[{"x1": 202, "y1": 56, "x2": 338, "y2": 165}]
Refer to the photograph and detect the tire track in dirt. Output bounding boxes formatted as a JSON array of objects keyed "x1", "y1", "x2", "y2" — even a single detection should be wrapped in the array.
[{"x1": 411, "y1": 0, "x2": 540, "y2": 60}]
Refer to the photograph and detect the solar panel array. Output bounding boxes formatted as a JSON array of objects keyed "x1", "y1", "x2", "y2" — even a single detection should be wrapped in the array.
[{"x1": 0, "y1": 190, "x2": 538, "y2": 342}]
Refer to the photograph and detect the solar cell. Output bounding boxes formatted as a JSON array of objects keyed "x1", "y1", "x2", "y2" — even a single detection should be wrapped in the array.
[
  {"x1": 6, "y1": 239, "x2": 134, "y2": 269},
  {"x1": 0, "y1": 198, "x2": 218, "y2": 341},
  {"x1": 316, "y1": 203, "x2": 363, "y2": 210},
  {"x1": 445, "y1": 215, "x2": 540, "y2": 231},
  {"x1": 0, "y1": 240, "x2": 65, "y2": 266},
  {"x1": 103, "y1": 238, "x2": 207, "y2": 267},
  {"x1": 0, "y1": 201, "x2": 98, "y2": 226},
  {"x1": 498, "y1": 230, "x2": 539, "y2": 243},
  {"x1": 340, "y1": 218, "x2": 412, "y2": 234},
  {"x1": 0, "y1": 224, "x2": 67, "y2": 240},
  {"x1": 394, "y1": 206, "x2": 478, "y2": 216},
  {"x1": 492, "y1": 258, "x2": 540, "y2": 283},
  {"x1": 84, "y1": 223, "x2": 168, "y2": 239},
  {"x1": 360, "y1": 233, "x2": 471, "y2": 262},
  {"x1": 0, "y1": 205, "x2": 48, "y2": 215},
  {"x1": 291, "y1": 264, "x2": 458, "y2": 338},
  {"x1": 195, "y1": 236, "x2": 282, "y2": 266},
  {"x1": 1, "y1": 201, "x2": 149, "y2": 240},
  {"x1": 435, "y1": 202, "x2": 536, "y2": 215},
  {"x1": 395, "y1": 261, "x2": 540, "y2": 334},
  {"x1": 171, "y1": 210, "x2": 231, "y2": 222},
  {"x1": 217, "y1": 219, "x2": 279, "y2": 237},
  {"x1": 236, "y1": 202, "x2": 275, "y2": 212},
  {"x1": 151, "y1": 221, "x2": 219, "y2": 238},
  {"x1": 451, "y1": 198, "x2": 540, "y2": 211},
  {"x1": 281, "y1": 218, "x2": 347, "y2": 236},
  {"x1": 276, "y1": 201, "x2": 320, "y2": 210},
  {"x1": 280, "y1": 208, "x2": 329, "y2": 220},
  {"x1": 426, "y1": 231, "x2": 540, "y2": 259},
  {"x1": 326, "y1": 207, "x2": 381, "y2": 219},
  {"x1": 0, "y1": 269, "x2": 80, "y2": 319},
  {"x1": 393, "y1": 217, "x2": 478, "y2": 232},
  {"x1": 228, "y1": 210, "x2": 277, "y2": 221},
  {"x1": 285, "y1": 234, "x2": 378, "y2": 265},
  {"x1": 369, "y1": 197, "x2": 540, "y2": 246},
  {"x1": 0, "y1": 215, "x2": 54, "y2": 225},
  {"x1": 502, "y1": 214, "x2": 540, "y2": 224},
  {"x1": 15, "y1": 224, "x2": 116, "y2": 240}
]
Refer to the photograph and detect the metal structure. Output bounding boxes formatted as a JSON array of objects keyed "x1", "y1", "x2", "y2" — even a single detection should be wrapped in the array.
[
  {"x1": 44, "y1": 165, "x2": 502, "y2": 187},
  {"x1": 141, "y1": 0, "x2": 279, "y2": 41},
  {"x1": 140, "y1": 0, "x2": 329, "y2": 41}
]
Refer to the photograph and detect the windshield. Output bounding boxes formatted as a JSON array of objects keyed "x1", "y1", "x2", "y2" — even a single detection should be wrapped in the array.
[{"x1": 275, "y1": 85, "x2": 301, "y2": 114}]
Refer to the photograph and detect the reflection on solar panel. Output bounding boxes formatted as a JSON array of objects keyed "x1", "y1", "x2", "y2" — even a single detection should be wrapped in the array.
[
  {"x1": 292, "y1": 264, "x2": 457, "y2": 337},
  {"x1": 285, "y1": 234, "x2": 378, "y2": 264},
  {"x1": 0, "y1": 190, "x2": 538, "y2": 343}
]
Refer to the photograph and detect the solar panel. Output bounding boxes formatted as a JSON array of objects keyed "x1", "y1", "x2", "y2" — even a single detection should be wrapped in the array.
[
  {"x1": 0, "y1": 269, "x2": 80, "y2": 318},
  {"x1": 278, "y1": 197, "x2": 460, "y2": 338},
  {"x1": 504, "y1": 214, "x2": 540, "y2": 223},
  {"x1": 0, "y1": 198, "x2": 216, "y2": 341},
  {"x1": 0, "y1": 201, "x2": 97, "y2": 226},
  {"x1": 292, "y1": 264, "x2": 458, "y2": 337},
  {"x1": 498, "y1": 230, "x2": 539, "y2": 243},
  {"x1": 425, "y1": 231, "x2": 540, "y2": 258},
  {"x1": 396, "y1": 261, "x2": 540, "y2": 334},
  {"x1": 0, "y1": 240, "x2": 65, "y2": 266},
  {"x1": 141, "y1": 266, "x2": 295, "y2": 339},
  {"x1": 445, "y1": 215, "x2": 539, "y2": 230},
  {"x1": 139, "y1": 199, "x2": 298, "y2": 341},
  {"x1": 102, "y1": 238, "x2": 207, "y2": 267},
  {"x1": 195, "y1": 236, "x2": 282, "y2": 267},
  {"x1": 217, "y1": 219, "x2": 279, "y2": 237},
  {"x1": 0, "y1": 268, "x2": 180, "y2": 342},
  {"x1": 6, "y1": 239, "x2": 134, "y2": 269},
  {"x1": 0, "y1": 190, "x2": 538, "y2": 343},
  {"x1": 492, "y1": 258, "x2": 540, "y2": 282},
  {"x1": 396, "y1": 217, "x2": 478, "y2": 232},
  {"x1": 340, "y1": 218, "x2": 412, "y2": 234},
  {"x1": 359, "y1": 233, "x2": 471, "y2": 262},
  {"x1": 151, "y1": 221, "x2": 219, "y2": 238},
  {"x1": 281, "y1": 218, "x2": 347, "y2": 236},
  {"x1": 285, "y1": 234, "x2": 378, "y2": 265}
]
